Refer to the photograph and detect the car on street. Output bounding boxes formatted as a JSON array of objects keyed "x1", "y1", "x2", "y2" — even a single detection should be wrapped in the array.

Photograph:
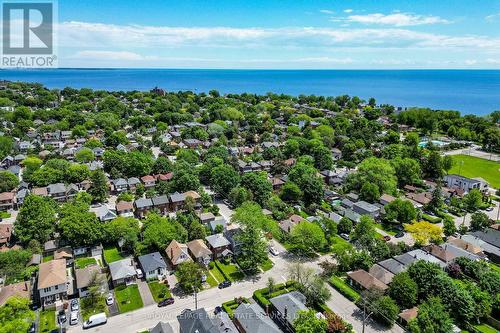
[
  {"x1": 106, "y1": 293, "x2": 114, "y2": 306},
  {"x1": 83, "y1": 313, "x2": 107, "y2": 329},
  {"x1": 70, "y1": 311, "x2": 79, "y2": 326},
  {"x1": 157, "y1": 298, "x2": 175, "y2": 307},
  {"x1": 218, "y1": 280, "x2": 231, "y2": 289},
  {"x1": 70, "y1": 299, "x2": 79, "y2": 312},
  {"x1": 395, "y1": 231, "x2": 404, "y2": 238},
  {"x1": 214, "y1": 306, "x2": 222, "y2": 314},
  {"x1": 269, "y1": 246, "x2": 279, "y2": 256}
]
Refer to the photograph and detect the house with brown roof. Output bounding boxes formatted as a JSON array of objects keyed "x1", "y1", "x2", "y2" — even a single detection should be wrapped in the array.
[
  {"x1": 141, "y1": 175, "x2": 156, "y2": 189},
  {"x1": 0, "y1": 224, "x2": 13, "y2": 246},
  {"x1": 54, "y1": 247, "x2": 73, "y2": 266},
  {"x1": 165, "y1": 240, "x2": 192, "y2": 267},
  {"x1": 399, "y1": 307, "x2": 418, "y2": 326},
  {"x1": 75, "y1": 265, "x2": 105, "y2": 298},
  {"x1": 0, "y1": 281, "x2": 30, "y2": 306},
  {"x1": 116, "y1": 200, "x2": 134, "y2": 217},
  {"x1": 38, "y1": 259, "x2": 68, "y2": 308},
  {"x1": 271, "y1": 177, "x2": 285, "y2": 192},
  {"x1": 32, "y1": 187, "x2": 48, "y2": 197},
  {"x1": 0, "y1": 192, "x2": 15, "y2": 211},
  {"x1": 369, "y1": 264, "x2": 395, "y2": 285},
  {"x1": 184, "y1": 191, "x2": 201, "y2": 208},
  {"x1": 347, "y1": 269, "x2": 388, "y2": 292},
  {"x1": 279, "y1": 214, "x2": 305, "y2": 233},
  {"x1": 187, "y1": 239, "x2": 212, "y2": 266}
]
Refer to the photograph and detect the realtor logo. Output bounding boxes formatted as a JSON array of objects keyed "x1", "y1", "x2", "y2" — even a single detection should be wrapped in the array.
[{"x1": 1, "y1": 1, "x2": 57, "y2": 67}]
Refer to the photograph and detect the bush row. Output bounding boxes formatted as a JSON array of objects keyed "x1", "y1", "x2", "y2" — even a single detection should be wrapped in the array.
[{"x1": 328, "y1": 275, "x2": 360, "y2": 302}]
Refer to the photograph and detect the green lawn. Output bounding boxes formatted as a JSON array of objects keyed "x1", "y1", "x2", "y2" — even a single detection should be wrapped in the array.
[
  {"x1": 329, "y1": 275, "x2": 361, "y2": 302},
  {"x1": 42, "y1": 254, "x2": 53, "y2": 262},
  {"x1": 81, "y1": 296, "x2": 108, "y2": 321},
  {"x1": 260, "y1": 258, "x2": 274, "y2": 271},
  {"x1": 449, "y1": 154, "x2": 500, "y2": 188},
  {"x1": 39, "y1": 310, "x2": 56, "y2": 333},
  {"x1": 75, "y1": 257, "x2": 97, "y2": 269},
  {"x1": 148, "y1": 281, "x2": 171, "y2": 302},
  {"x1": 473, "y1": 324, "x2": 497, "y2": 333},
  {"x1": 205, "y1": 271, "x2": 219, "y2": 288},
  {"x1": 377, "y1": 223, "x2": 398, "y2": 236},
  {"x1": 215, "y1": 260, "x2": 245, "y2": 281},
  {"x1": 115, "y1": 284, "x2": 144, "y2": 313},
  {"x1": 103, "y1": 247, "x2": 126, "y2": 264},
  {"x1": 0, "y1": 211, "x2": 11, "y2": 218},
  {"x1": 206, "y1": 266, "x2": 224, "y2": 288},
  {"x1": 330, "y1": 235, "x2": 353, "y2": 255}
]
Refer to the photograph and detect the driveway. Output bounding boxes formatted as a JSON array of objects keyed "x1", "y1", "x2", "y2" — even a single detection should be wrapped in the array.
[{"x1": 137, "y1": 279, "x2": 155, "y2": 306}]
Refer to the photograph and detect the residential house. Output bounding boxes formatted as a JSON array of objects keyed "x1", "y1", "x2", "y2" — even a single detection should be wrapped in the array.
[
  {"x1": 184, "y1": 191, "x2": 201, "y2": 208},
  {"x1": 378, "y1": 258, "x2": 407, "y2": 275},
  {"x1": 135, "y1": 197, "x2": 153, "y2": 218},
  {"x1": 187, "y1": 239, "x2": 212, "y2": 266},
  {"x1": 271, "y1": 177, "x2": 285, "y2": 191},
  {"x1": 399, "y1": 307, "x2": 419, "y2": 326},
  {"x1": 369, "y1": 264, "x2": 395, "y2": 285},
  {"x1": 269, "y1": 291, "x2": 308, "y2": 331},
  {"x1": 233, "y1": 302, "x2": 281, "y2": 333},
  {"x1": 150, "y1": 321, "x2": 175, "y2": 333},
  {"x1": 141, "y1": 175, "x2": 156, "y2": 189},
  {"x1": 112, "y1": 178, "x2": 128, "y2": 193},
  {"x1": 443, "y1": 174, "x2": 489, "y2": 193},
  {"x1": 169, "y1": 192, "x2": 186, "y2": 212},
  {"x1": 54, "y1": 247, "x2": 74, "y2": 266},
  {"x1": 108, "y1": 258, "x2": 136, "y2": 287},
  {"x1": 0, "y1": 281, "x2": 30, "y2": 306},
  {"x1": 199, "y1": 212, "x2": 216, "y2": 224},
  {"x1": 205, "y1": 234, "x2": 231, "y2": 260},
  {"x1": 47, "y1": 183, "x2": 78, "y2": 202},
  {"x1": 94, "y1": 205, "x2": 117, "y2": 222},
  {"x1": 405, "y1": 249, "x2": 447, "y2": 268},
  {"x1": 0, "y1": 224, "x2": 12, "y2": 247},
  {"x1": 347, "y1": 269, "x2": 388, "y2": 292},
  {"x1": 38, "y1": 259, "x2": 68, "y2": 308},
  {"x1": 177, "y1": 308, "x2": 238, "y2": 333},
  {"x1": 224, "y1": 227, "x2": 243, "y2": 255},
  {"x1": 75, "y1": 265, "x2": 105, "y2": 298},
  {"x1": 344, "y1": 209, "x2": 361, "y2": 224},
  {"x1": 353, "y1": 200, "x2": 380, "y2": 218},
  {"x1": 127, "y1": 177, "x2": 141, "y2": 192},
  {"x1": 165, "y1": 240, "x2": 192, "y2": 267},
  {"x1": 279, "y1": 214, "x2": 305, "y2": 233},
  {"x1": 138, "y1": 252, "x2": 167, "y2": 280},
  {"x1": 0, "y1": 192, "x2": 15, "y2": 211},
  {"x1": 209, "y1": 216, "x2": 228, "y2": 233},
  {"x1": 116, "y1": 201, "x2": 134, "y2": 217},
  {"x1": 152, "y1": 195, "x2": 170, "y2": 215},
  {"x1": 379, "y1": 194, "x2": 396, "y2": 206}
]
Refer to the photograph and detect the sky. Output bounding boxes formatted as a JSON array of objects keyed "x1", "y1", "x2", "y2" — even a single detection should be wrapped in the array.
[{"x1": 19, "y1": 0, "x2": 500, "y2": 68}]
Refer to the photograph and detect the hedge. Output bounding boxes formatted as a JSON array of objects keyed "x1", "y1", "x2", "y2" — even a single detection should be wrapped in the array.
[
  {"x1": 421, "y1": 213, "x2": 442, "y2": 224},
  {"x1": 328, "y1": 275, "x2": 360, "y2": 302},
  {"x1": 252, "y1": 281, "x2": 297, "y2": 308},
  {"x1": 222, "y1": 297, "x2": 249, "y2": 318}
]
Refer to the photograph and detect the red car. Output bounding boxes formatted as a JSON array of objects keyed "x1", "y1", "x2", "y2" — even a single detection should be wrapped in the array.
[{"x1": 383, "y1": 235, "x2": 391, "y2": 242}]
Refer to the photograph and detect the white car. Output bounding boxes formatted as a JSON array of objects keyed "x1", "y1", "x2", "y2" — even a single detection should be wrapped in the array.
[
  {"x1": 106, "y1": 294, "x2": 114, "y2": 306},
  {"x1": 70, "y1": 311, "x2": 79, "y2": 326},
  {"x1": 269, "y1": 246, "x2": 279, "y2": 256},
  {"x1": 136, "y1": 268, "x2": 143, "y2": 279}
]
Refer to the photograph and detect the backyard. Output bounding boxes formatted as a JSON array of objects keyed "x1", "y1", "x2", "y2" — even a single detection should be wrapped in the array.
[
  {"x1": 39, "y1": 310, "x2": 56, "y2": 333},
  {"x1": 449, "y1": 154, "x2": 500, "y2": 188},
  {"x1": 147, "y1": 281, "x2": 172, "y2": 302},
  {"x1": 115, "y1": 284, "x2": 144, "y2": 313},
  {"x1": 103, "y1": 246, "x2": 127, "y2": 264},
  {"x1": 75, "y1": 257, "x2": 97, "y2": 269}
]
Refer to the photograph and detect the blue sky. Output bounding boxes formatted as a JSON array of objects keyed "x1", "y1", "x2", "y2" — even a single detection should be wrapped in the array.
[{"x1": 50, "y1": 0, "x2": 500, "y2": 68}]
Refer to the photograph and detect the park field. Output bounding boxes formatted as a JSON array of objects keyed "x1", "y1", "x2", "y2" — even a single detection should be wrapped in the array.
[{"x1": 448, "y1": 154, "x2": 500, "y2": 188}]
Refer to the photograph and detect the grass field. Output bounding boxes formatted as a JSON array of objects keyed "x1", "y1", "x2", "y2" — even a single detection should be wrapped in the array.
[
  {"x1": 473, "y1": 324, "x2": 497, "y2": 333},
  {"x1": 103, "y1": 247, "x2": 127, "y2": 264},
  {"x1": 115, "y1": 284, "x2": 143, "y2": 313},
  {"x1": 147, "y1": 281, "x2": 171, "y2": 302},
  {"x1": 260, "y1": 258, "x2": 274, "y2": 271},
  {"x1": 75, "y1": 257, "x2": 97, "y2": 269},
  {"x1": 449, "y1": 154, "x2": 500, "y2": 188},
  {"x1": 39, "y1": 310, "x2": 56, "y2": 333}
]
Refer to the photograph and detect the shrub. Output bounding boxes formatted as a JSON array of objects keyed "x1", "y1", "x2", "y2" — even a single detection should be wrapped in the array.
[
  {"x1": 328, "y1": 276, "x2": 360, "y2": 302},
  {"x1": 421, "y1": 213, "x2": 442, "y2": 224}
]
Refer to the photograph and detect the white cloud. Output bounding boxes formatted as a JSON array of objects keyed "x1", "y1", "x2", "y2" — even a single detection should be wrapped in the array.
[
  {"x1": 485, "y1": 13, "x2": 500, "y2": 21},
  {"x1": 344, "y1": 9, "x2": 353, "y2": 13},
  {"x1": 319, "y1": 9, "x2": 334, "y2": 14},
  {"x1": 71, "y1": 50, "x2": 156, "y2": 61},
  {"x1": 346, "y1": 13, "x2": 450, "y2": 26}
]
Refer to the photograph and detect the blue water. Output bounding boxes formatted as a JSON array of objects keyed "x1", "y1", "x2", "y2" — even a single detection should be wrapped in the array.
[{"x1": 1, "y1": 69, "x2": 499, "y2": 115}]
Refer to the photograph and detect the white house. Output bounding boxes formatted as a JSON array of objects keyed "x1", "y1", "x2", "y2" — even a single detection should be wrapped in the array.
[
  {"x1": 443, "y1": 174, "x2": 489, "y2": 193},
  {"x1": 38, "y1": 259, "x2": 68, "y2": 308},
  {"x1": 138, "y1": 252, "x2": 168, "y2": 280}
]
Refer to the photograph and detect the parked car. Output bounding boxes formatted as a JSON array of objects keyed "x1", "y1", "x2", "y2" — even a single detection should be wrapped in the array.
[
  {"x1": 28, "y1": 323, "x2": 35, "y2": 333},
  {"x1": 106, "y1": 293, "x2": 114, "y2": 306},
  {"x1": 83, "y1": 313, "x2": 107, "y2": 329},
  {"x1": 485, "y1": 207, "x2": 494, "y2": 212},
  {"x1": 383, "y1": 235, "x2": 391, "y2": 242},
  {"x1": 214, "y1": 306, "x2": 222, "y2": 315},
  {"x1": 57, "y1": 311, "x2": 67, "y2": 325},
  {"x1": 395, "y1": 231, "x2": 404, "y2": 238},
  {"x1": 340, "y1": 233, "x2": 350, "y2": 241},
  {"x1": 157, "y1": 298, "x2": 175, "y2": 307},
  {"x1": 269, "y1": 246, "x2": 279, "y2": 256},
  {"x1": 136, "y1": 268, "x2": 143, "y2": 279},
  {"x1": 218, "y1": 280, "x2": 231, "y2": 289},
  {"x1": 70, "y1": 311, "x2": 79, "y2": 326},
  {"x1": 70, "y1": 299, "x2": 79, "y2": 312}
]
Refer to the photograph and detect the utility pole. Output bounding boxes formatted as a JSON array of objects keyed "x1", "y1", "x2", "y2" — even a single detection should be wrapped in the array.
[
  {"x1": 194, "y1": 287, "x2": 198, "y2": 310},
  {"x1": 362, "y1": 300, "x2": 373, "y2": 333}
]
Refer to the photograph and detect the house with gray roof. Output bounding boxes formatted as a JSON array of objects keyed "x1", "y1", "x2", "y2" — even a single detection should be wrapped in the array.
[
  {"x1": 378, "y1": 258, "x2": 407, "y2": 275},
  {"x1": 112, "y1": 178, "x2": 128, "y2": 193},
  {"x1": 108, "y1": 258, "x2": 136, "y2": 287},
  {"x1": 169, "y1": 192, "x2": 186, "y2": 211},
  {"x1": 205, "y1": 234, "x2": 231, "y2": 260},
  {"x1": 269, "y1": 291, "x2": 307, "y2": 330},
  {"x1": 405, "y1": 249, "x2": 447, "y2": 268},
  {"x1": 94, "y1": 205, "x2": 117, "y2": 222},
  {"x1": 178, "y1": 308, "x2": 238, "y2": 333},
  {"x1": 150, "y1": 321, "x2": 175, "y2": 333},
  {"x1": 152, "y1": 195, "x2": 169, "y2": 214},
  {"x1": 393, "y1": 253, "x2": 418, "y2": 267},
  {"x1": 135, "y1": 197, "x2": 153, "y2": 218},
  {"x1": 127, "y1": 177, "x2": 141, "y2": 191},
  {"x1": 138, "y1": 252, "x2": 167, "y2": 280},
  {"x1": 344, "y1": 209, "x2": 361, "y2": 224},
  {"x1": 209, "y1": 216, "x2": 228, "y2": 232},
  {"x1": 233, "y1": 303, "x2": 281, "y2": 333},
  {"x1": 353, "y1": 200, "x2": 380, "y2": 218}
]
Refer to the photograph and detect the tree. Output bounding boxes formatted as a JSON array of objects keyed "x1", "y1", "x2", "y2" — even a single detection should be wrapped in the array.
[
  {"x1": 427, "y1": 182, "x2": 443, "y2": 213},
  {"x1": 280, "y1": 181, "x2": 303, "y2": 203},
  {"x1": 351, "y1": 215, "x2": 376, "y2": 249},
  {"x1": 300, "y1": 173, "x2": 324, "y2": 207},
  {"x1": 152, "y1": 156, "x2": 172, "y2": 174},
  {"x1": 290, "y1": 222, "x2": 327, "y2": 255},
  {"x1": 176, "y1": 261, "x2": 204, "y2": 293},
  {"x1": 371, "y1": 295, "x2": 399, "y2": 327},
  {"x1": 59, "y1": 208, "x2": 104, "y2": 247},
  {"x1": 391, "y1": 157, "x2": 421, "y2": 187},
  {"x1": 325, "y1": 311, "x2": 353, "y2": 333},
  {"x1": 408, "y1": 297, "x2": 453, "y2": 333},
  {"x1": 236, "y1": 224, "x2": 268, "y2": 274},
  {"x1": 140, "y1": 214, "x2": 187, "y2": 252},
  {"x1": 0, "y1": 171, "x2": 19, "y2": 192},
  {"x1": 293, "y1": 309, "x2": 327, "y2": 333},
  {"x1": 14, "y1": 195, "x2": 56, "y2": 244},
  {"x1": 0, "y1": 297, "x2": 35, "y2": 333},
  {"x1": 88, "y1": 169, "x2": 108, "y2": 203},
  {"x1": 442, "y1": 155, "x2": 453, "y2": 174},
  {"x1": 443, "y1": 217, "x2": 457, "y2": 236},
  {"x1": 105, "y1": 217, "x2": 140, "y2": 251},
  {"x1": 470, "y1": 212, "x2": 491, "y2": 231},
  {"x1": 338, "y1": 217, "x2": 353, "y2": 235},
  {"x1": 388, "y1": 272, "x2": 417, "y2": 309},
  {"x1": 228, "y1": 186, "x2": 252, "y2": 207},
  {"x1": 384, "y1": 198, "x2": 417, "y2": 225},
  {"x1": 210, "y1": 165, "x2": 240, "y2": 196},
  {"x1": 404, "y1": 221, "x2": 442, "y2": 245},
  {"x1": 360, "y1": 182, "x2": 380, "y2": 203},
  {"x1": 75, "y1": 147, "x2": 95, "y2": 163},
  {"x1": 463, "y1": 189, "x2": 483, "y2": 212},
  {"x1": 241, "y1": 172, "x2": 273, "y2": 206},
  {"x1": 231, "y1": 201, "x2": 280, "y2": 236},
  {"x1": 423, "y1": 150, "x2": 443, "y2": 179},
  {"x1": 347, "y1": 157, "x2": 397, "y2": 195}
]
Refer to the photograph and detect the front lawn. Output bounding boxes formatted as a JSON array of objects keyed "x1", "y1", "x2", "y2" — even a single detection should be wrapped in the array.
[
  {"x1": 39, "y1": 310, "x2": 56, "y2": 333},
  {"x1": 0, "y1": 211, "x2": 11, "y2": 218},
  {"x1": 260, "y1": 258, "x2": 274, "y2": 271},
  {"x1": 205, "y1": 271, "x2": 219, "y2": 288},
  {"x1": 473, "y1": 324, "x2": 497, "y2": 333},
  {"x1": 75, "y1": 257, "x2": 97, "y2": 269},
  {"x1": 215, "y1": 260, "x2": 245, "y2": 281},
  {"x1": 330, "y1": 235, "x2": 353, "y2": 255},
  {"x1": 81, "y1": 296, "x2": 108, "y2": 321},
  {"x1": 115, "y1": 284, "x2": 144, "y2": 313},
  {"x1": 148, "y1": 281, "x2": 172, "y2": 302},
  {"x1": 377, "y1": 223, "x2": 398, "y2": 236},
  {"x1": 448, "y1": 154, "x2": 500, "y2": 188},
  {"x1": 103, "y1": 247, "x2": 126, "y2": 264},
  {"x1": 329, "y1": 275, "x2": 360, "y2": 302},
  {"x1": 222, "y1": 297, "x2": 249, "y2": 318}
]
